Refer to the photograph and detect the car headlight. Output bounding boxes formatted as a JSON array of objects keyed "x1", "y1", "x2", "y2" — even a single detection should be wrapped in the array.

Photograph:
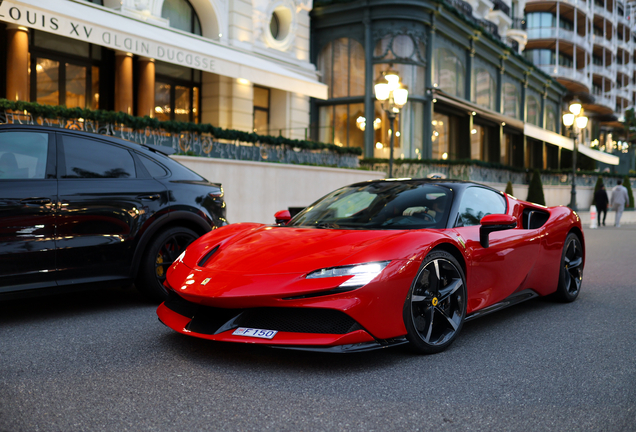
[{"x1": 306, "y1": 261, "x2": 390, "y2": 288}]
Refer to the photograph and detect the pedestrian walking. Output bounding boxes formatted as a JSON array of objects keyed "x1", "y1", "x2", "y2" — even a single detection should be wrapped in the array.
[
  {"x1": 610, "y1": 179, "x2": 630, "y2": 227},
  {"x1": 595, "y1": 184, "x2": 609, "y2": 226}
]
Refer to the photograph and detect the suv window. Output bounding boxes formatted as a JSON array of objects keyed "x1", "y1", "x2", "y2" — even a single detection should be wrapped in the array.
[
  {"x1": 457, "y1": 187, "x2": 506, "y2": 227},
  {"x1": 61, "y1": 135, "x2": 136, "y2": 179},
  {"x1": 0, "y1": 132, "x2": 48, "y2": 179},
  {"x1": 138, "y1": 154, "x2": 168, "y2": 178}
]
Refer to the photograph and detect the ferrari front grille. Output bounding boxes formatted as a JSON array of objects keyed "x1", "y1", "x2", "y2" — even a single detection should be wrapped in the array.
[
  {"x1": 237, "y1": 308, "x2": 360, "y2": 334},
  {"x1": 166, "y1": 291, "x2": 362, "y2": 335}
]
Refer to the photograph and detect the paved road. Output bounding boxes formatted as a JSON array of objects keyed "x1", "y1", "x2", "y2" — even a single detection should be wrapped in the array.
[{"x1": 1, "y1": 227, "x2": 635, "y2": 431}]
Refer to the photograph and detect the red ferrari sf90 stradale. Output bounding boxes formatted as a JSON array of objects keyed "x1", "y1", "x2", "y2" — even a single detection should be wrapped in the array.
[{"x1": 157, "y1": 179, "x2": 584, "y2": 354}]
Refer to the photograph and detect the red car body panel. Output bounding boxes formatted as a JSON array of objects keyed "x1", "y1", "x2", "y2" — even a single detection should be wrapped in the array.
[{"x1": 158, "y1": 181, "x2": 584, "y2": 351}]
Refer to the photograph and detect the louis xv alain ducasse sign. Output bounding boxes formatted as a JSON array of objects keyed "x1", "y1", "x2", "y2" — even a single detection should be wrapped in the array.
[{"x1": 0, "y1": 0, "x2": 217, "y2": 72}]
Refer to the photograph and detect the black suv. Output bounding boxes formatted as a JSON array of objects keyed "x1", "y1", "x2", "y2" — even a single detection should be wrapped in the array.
[{"x1": 0, "y1": 125, "x2": 227, "y2": 301}]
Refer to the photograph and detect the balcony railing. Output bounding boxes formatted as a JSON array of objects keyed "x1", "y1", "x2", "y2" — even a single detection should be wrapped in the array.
[
  {"x1": 478, "y1": 19, "x2": 501, "y2": 39},
  {"x1": 506, "y1": 38, "x2": 520, "y2": 52},
  {"x1": 527, "y1": 0, "x2": 590, "y2": 11},
  {"x1": 445, "y1": 0, "x2": 473, "y2": 18},
  {"x1": 537, "y1": 65, "x2": 591, "y2": 88},
  {"x1": 616, "y1": 38, "x2": 630, "y2": 52},
  {"x1": 558, "y1": 0, "x2": 591, "y2": 11},
  {"x1": 592, "y1": 34, "x2": 613, "y2": 50},
  {"x1": 616, "y1": 63, "x2": 630, "y2": 76},
  {"x1": 593, "y1": 5, "x2": 613, "y2": 21},
  {"x1": 527, "y1": 28, "x2": 591, "y2": 51},
  {"x1": 592, "y1": 91, "x2": 615, "y2": 109},
  {"x1": 590, "y1": 64, "x2": 614, "y2": 80},
  {"x1": 492, "y1": 0, "x2": 511, "y2": 16},
  {"x1": 511, "y1": 18, "x2": 526, "y2": 30}
]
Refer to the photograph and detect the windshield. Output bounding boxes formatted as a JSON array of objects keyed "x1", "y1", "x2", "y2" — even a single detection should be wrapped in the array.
[{"x1": 288, "y1": 182, "x2": 452, "y2": 230}]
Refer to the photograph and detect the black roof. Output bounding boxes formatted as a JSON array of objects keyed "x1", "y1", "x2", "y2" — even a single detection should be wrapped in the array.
[{"x1": 0, "y1": 123, "x2": 175, "y2": 156}]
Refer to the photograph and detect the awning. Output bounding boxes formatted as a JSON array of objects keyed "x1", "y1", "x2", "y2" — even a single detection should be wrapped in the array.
[
  {"x1": 524, "y1": 124, "x2": 573, "y2": 150},
  {"x1": 577, "y1": 145, "x2": 621, "y2": 165},
  {"x1": 3, "y1": 0, "x2": 328, "y2": 99},
  {"x1": 524, "y1": 124, "x2": 619, "y2": 165},
  {"x1": 433, "y1": 91, "x2": 524, "y2": 130}
]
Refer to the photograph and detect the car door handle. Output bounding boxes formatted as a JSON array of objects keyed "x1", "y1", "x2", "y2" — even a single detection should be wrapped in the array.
[
  {"x1": 137, "y1": 194, "x2": 161, "y2": 201},
  {"x1": 20, "y1": 198, "x2": 52, "y2": 205}
]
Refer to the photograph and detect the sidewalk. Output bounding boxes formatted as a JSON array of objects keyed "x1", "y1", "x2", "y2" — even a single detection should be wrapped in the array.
[{"x1": 576, "y1": 209, "x2": 636, "y2": 226}]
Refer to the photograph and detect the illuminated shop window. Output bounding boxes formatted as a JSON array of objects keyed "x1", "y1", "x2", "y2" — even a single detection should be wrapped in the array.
[
  {"x1": 316, "y1": 38, "x2": 366, "y2": 148},
  {"x1": 253, "y1": 87, "x2": 270, "y2": 134},
  {"x1": 433, "y1": 47, "x2": 465, "y2": 99},
  {"x1": 503, "y1": 82, "x2": 519, "y2": 118},
  {"x1": 29, "y1": 30, "x2": 100, "y2": 109},
  {"x1": 154, "y1": 61, "x2": 200, "y2": 123}
]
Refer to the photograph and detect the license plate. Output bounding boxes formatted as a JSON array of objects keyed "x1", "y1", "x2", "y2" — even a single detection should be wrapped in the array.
[{"x1": 232, "y1": 327, "x2": 278, "y2": 339}]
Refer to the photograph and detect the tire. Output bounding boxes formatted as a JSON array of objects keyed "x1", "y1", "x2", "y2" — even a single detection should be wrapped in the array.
[
  {"x1": 553, "y1": 232, "x2": 583, "y2": 302},
  {"x1": 403, "y1": 250, "x2": 467, "y2": 354},
  {"x1": 136, "y1": 226, "x2": 198, "y2": 302}
]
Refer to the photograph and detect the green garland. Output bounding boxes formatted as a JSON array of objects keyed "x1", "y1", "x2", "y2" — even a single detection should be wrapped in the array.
[{"x1": 0, "y1": 99, "x2": 362, "y2": 156}]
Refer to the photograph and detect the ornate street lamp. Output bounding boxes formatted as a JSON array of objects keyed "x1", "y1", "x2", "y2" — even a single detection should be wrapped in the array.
[
  {"x1": 375, "y1": 68, "x2": 408, "y2": 178},
  {"x1": 562, "y1": 98, "x2": 588, "y2": 211}
]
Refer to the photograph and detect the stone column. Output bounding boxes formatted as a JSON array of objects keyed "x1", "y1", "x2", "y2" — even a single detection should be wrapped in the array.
[
  {"x1": 6, "y1": 25, "x2": 29, "y2": 102},
  {"x1": 115, "y1": 51, "x2": 133, "y2": 114},
  {"x1": 136, "y1": 57, "x2": 155, "y2": 118}
]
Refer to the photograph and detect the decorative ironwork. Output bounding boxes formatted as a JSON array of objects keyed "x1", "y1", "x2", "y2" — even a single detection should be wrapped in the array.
[
  {"x1": 508, "y1": 39, "x2": 520, "y2": 52},
  {"x1": 0, "y1": 110, "x2": 360, "y2": 168},
  {"x1": 444, "y1": 0, "x2": 473, "y2": 18},
  {"x1": 477, "y1": 19, "x2": 500, "y2": 39},
  {"x1": 492, "y1": 0, "x2": 511, "y2": 16},
  {"x1": 372, "y1": 29, "x2": 427, "y2": 64}
]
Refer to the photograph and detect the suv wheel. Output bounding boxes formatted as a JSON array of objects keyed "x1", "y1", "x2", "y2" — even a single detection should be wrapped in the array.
[{"x1": 137, "y1": 226, "x2": 198, "y2": 302}]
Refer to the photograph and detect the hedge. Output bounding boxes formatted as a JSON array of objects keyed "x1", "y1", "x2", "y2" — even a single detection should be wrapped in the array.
[{"x1": 0, "y1": 99, "x2": 362, "y2": 156}]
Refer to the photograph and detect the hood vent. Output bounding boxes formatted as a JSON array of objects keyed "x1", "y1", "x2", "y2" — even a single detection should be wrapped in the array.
[{"x1": 198, "y1": 244, "x2": 220, "y2": 267}]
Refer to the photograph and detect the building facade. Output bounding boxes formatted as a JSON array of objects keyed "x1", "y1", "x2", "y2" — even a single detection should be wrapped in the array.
[
  {"x1": 0, "y1": 0, "x2": 326, "y2": 139},
  {"x1": 310, "y1": 0, "x2": 621, "y2": 169},
  {"x1": 524, "y1": 0, "x2": 635, "y2": 160}
]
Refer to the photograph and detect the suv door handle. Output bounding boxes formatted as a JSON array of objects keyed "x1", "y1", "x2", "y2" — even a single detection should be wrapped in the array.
[
  {"x1": 20, "y1": 198, "x2": 52, "y2": 205},
  {"x1": 137, "y1": 194, "x2": 161, "y2": 201}
]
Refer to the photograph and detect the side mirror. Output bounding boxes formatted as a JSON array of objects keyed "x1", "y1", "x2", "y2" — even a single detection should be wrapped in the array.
[
  {"x1": 274, "y1": 210, "x2": 291, "y2": 225},
  {"x1": 479, "y1": 214, "x2": 517, "y2": 248}
]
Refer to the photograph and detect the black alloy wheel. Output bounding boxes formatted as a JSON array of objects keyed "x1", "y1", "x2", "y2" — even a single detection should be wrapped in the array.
[
  {"x1": 403, "y1": 250, "x2": 466, "y2": 354},
  {"x1": 554, "y1": 232, "x2": 583, "y2": 302},
  {"x1": 137, "y1": 226, "x2": 198, "y2": 302}
]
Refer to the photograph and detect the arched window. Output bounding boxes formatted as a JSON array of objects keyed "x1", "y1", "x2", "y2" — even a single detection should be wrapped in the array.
[
  {"x1": 546, "y1": 104, "x2": 557, "y2": 132},
  {"x1": 433, "y1": 48, "x2": 465, "y2": 98},
  {"x1": 318, "y1": 38, "x2": 365, "y2": 98},
  {"x1": 527, "y1": 96, "x2": 540, "y2": 126},
  {"x1": 503, "y1": 82, "x2": 519, "y2": 118},
  {"x1": 473, "y1": 68, "x2": 496, "y2": 111},
  {"x1": 162, "y1": 0, "x2": 202, "y2": 35}
]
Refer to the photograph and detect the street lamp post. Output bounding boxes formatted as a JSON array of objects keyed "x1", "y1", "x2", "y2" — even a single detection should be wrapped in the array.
[
  {"x1": 374, "y1": 69, "x2": 408, "y2": 178},
  {"x1": 562, "y1": 98, "x2": 588, "y2": 212}
]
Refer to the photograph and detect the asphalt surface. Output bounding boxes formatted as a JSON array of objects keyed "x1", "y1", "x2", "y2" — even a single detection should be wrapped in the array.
[{"x1": 1, "y1": 227, "x2": 635, "y2": 431}]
